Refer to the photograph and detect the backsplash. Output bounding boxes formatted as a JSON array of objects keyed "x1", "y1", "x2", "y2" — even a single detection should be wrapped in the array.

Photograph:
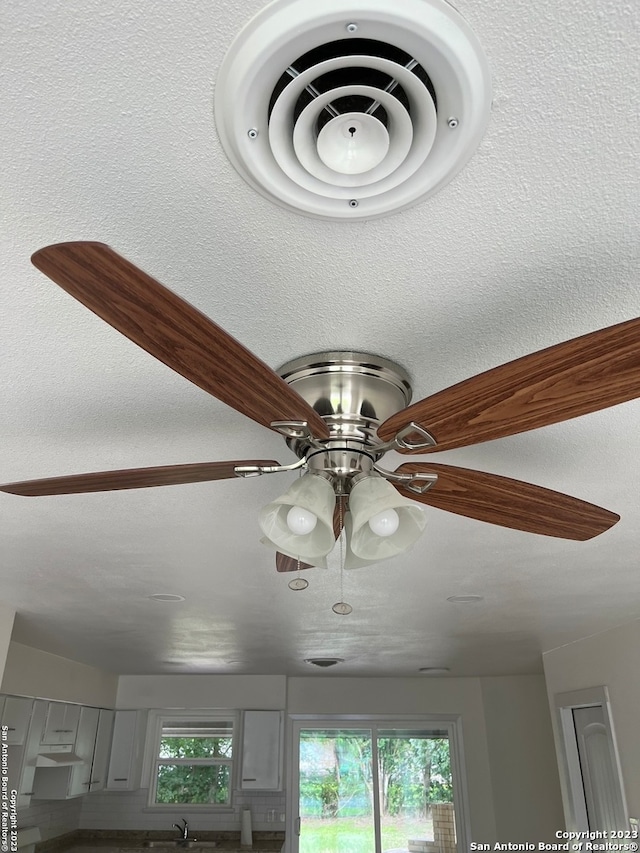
[
  {"x1": 18, "y1": 797, "x2": 83, "y2": 842},
  {"x1": 78, "y1": 788, "x2": 287, "y2": 833},
  {"x1": 18, "y1": 788, "x2": 286, "y2": 843}
]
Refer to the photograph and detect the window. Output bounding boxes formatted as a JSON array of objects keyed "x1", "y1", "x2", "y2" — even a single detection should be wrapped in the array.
[{"x1": 146, "y1": 713, "x2": 236, "y2": 808}]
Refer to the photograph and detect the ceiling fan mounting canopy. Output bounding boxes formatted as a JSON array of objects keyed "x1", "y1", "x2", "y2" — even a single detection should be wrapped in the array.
[
  {"x1": 271, "y1": 351, "x2": 437, "y2": 489},
  {"x1": 277, "y1": 350, "x2": 410, "y2": 445}
]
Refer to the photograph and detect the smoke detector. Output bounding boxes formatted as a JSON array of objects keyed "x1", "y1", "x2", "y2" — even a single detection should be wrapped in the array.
[{"x1": 214, "y1": 0, "x2": 491, "y2": 220}]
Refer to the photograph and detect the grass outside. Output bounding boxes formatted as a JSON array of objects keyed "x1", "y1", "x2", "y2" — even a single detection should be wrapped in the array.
[{"x1": 300, "y1": 816, "x2": 434, "y2": 853}]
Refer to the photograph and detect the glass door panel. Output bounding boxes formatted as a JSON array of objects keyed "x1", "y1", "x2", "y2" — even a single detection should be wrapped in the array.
[
  {"x1": 299, "y1": 729, "x2": 375, "y2": 853},
  {"x1": 377, "y1": 730, "x2": 455, "y2": 853}
]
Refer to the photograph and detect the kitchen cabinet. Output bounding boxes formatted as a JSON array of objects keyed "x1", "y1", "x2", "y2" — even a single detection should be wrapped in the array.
[
  {"x1": 17, "y1": 699, "x2": 48, "y2": 807},
  {"x1": 41, "y1": 702, "x2": 81, "y2": 744},
  {"x1": 106, "y1": 709, "x2": 148, "y2": 790},
  {"x1": 32, "y1": 706, "x2": 114, "y2": 799},
  {"x1": 67, "y1": 706, "x2": 100, "y2": 796},
  {"x1": 240, "y1": 710, "x2": 283, "y2": 790},
  {"x1": 89, "y1": 708, "x2": 114, "y2": 792},
  {"x1": 1, "y1": 696, "x2": 33, "y2": 745}
]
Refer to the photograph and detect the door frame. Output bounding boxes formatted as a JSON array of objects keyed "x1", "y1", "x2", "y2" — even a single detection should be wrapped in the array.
[
  {"x1": 285, "y1": 714, "x2": 471, "y2": 853},
  {"x1": 553, "y1": 686, "x2": 629, "y2": 832}
]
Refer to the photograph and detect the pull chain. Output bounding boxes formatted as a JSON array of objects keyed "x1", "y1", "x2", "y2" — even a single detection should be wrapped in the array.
[
  {"x1": 288, "y1": 555, "x2": 309, "y2": 590},
  {"x1": 332, "y1": 495, "x2": 352, "y2": 615}
]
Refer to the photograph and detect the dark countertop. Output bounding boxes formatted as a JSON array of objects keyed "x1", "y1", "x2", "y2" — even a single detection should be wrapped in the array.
[{"x1": 35, "y1": 830, "x2": 285, "y2": 853}]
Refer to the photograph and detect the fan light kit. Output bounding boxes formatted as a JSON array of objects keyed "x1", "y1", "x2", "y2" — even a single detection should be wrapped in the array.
[
  {"x1": 4, "y1": 242, "x2": 640, "y2": 580},
  {"x1": 214, "y1": 0, "x2": 492, "y2": 219}
]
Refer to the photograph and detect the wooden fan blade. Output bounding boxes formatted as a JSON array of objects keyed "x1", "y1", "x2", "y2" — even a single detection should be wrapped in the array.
[
  {"x1": 275, "y1": 497, "x2": 346, "y2": 572},
  {"x1": 275, "y1": 553, "x2": 314, "y2": 573},
  {"x1": 32, "y1": 242, "x2": 329, "y2": 438},
  {"x1": 0, "y1": 460, "x2": 280, "y2": 497},
  {"x1": 378, "y1": 317, "x2": 640, "y2": 452},
  {"x1": 394, "y1": 462, "x2": 619, "y2": 540}
]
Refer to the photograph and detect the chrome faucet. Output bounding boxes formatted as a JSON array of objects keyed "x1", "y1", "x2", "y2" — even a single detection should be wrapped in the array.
[{"x1": 172, "y1": 819, "x2": 189, "y2": 840}]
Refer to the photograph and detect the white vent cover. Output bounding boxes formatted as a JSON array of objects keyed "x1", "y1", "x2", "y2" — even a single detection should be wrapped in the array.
[{"x1": 214, "y1": 0, "x2": 491, "y2": 220}]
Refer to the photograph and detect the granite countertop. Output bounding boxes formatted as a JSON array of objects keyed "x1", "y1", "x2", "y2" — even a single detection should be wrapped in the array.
[{"x1": 35, "y1": 830, "x2": 285, "y2": 853}]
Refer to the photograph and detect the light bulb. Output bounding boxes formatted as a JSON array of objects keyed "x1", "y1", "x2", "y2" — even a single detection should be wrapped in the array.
[
  {"x1": 368, "y1": 508, "x2": 400, "y2": 537},
  {"x1": 286, "y1": 505, "x2": 318, "y2": 536}
]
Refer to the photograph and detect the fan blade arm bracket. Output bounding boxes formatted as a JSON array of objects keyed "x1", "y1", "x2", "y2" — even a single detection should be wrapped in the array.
[
  {"x1": 270, "y1": 420, "x2": 325, "y2": 448},
  {"x1": 374, "y1": 422, "x2": 437, "y2": 454},
  {"x1": 234, "y1": 457, "x2": 307, "y2": 478},
  {"x1": 373, "y1": 462, "x2": 438, "y2": 495}
]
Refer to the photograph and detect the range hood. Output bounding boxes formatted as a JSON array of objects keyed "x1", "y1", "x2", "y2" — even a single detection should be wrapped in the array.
[{"x1": 35, "y1": 752, "x2": 83, "y2": 767}]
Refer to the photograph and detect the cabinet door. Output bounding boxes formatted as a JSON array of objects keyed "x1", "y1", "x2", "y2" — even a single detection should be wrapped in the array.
[
  {"x1": 41, "y1": 703, "x2": 80, "y2": 744},
  {"x1": 17, "y1": 699, "x2": 47, "y2": 807},
  {"x1": 89, "y1": 709, "x2": 114, "y2": 792},
  {"x1": 2, "y1": 696, "x2": 33, "y2": 745},
  {"x1": 67, "y1": 707, "x2": 99, "y2": 797},
  {"x1": 241, "y1": 710, "x2": 283, "y2": 790},
  {"x1": 106, "y1": 710, "x2": 147, "y2": 790}
]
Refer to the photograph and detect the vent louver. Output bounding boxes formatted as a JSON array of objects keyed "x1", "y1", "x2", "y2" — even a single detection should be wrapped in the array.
[{"x1": 215, "y1": 0, "x2": 491, "y2": 220}]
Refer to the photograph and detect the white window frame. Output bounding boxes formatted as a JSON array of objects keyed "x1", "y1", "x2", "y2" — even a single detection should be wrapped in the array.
[
  {"x1": 143, "y1": 709, "x2": 239, "y2": 810},
  {"x1": 286, "y1": 714, "x2": 471, "y2": 853}
]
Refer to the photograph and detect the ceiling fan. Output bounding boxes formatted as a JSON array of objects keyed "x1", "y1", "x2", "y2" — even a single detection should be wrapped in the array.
[{"x1": 3, "y1": 242, "x2": 640, "y2": 570}]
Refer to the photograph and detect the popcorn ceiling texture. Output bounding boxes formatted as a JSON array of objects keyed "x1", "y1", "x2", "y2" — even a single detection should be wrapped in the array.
[{"x1": 1, "y1": 0, "x2": 639, "y2": 678}]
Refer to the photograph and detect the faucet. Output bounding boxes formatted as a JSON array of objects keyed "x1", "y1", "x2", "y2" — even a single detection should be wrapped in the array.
[{"x1": 172, "y1": 819, "x2": 190, "y2": 840}]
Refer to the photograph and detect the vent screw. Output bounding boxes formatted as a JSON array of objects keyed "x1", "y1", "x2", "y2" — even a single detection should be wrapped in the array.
[
  {"x1": 447, "y1": 117, "x2": 459, "y2": 129},
  {"x1": 346, "y1": 22, "x2": 358, "y2": 33},
  {"x1": 247, "y1": 128, "x2": 259, "y2": 139},
  {"x1": 349, "y1": 199, "x2": 359, "y2": 208}
]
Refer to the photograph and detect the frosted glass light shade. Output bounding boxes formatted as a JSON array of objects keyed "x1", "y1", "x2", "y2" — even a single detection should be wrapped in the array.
[
  {"x1": 259, "y1": 474, "x2": 336, "y2": 560},
  {"x1": 343, "y1": 513, "x2": 384, "y2": 570},
  {"x1": 349, "y1": 476, "x2": 427, "y2": 561}
]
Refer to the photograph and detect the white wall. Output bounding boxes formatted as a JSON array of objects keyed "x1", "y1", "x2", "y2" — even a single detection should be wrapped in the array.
[
  {"x1": 0, "y1": 604, "x2": 16, "y2": 685},
  {"x1": 480, "y1": 675, "x2": 564, "y2": 841},
  {"x1": 1, "y1": 641, "x2": 118, "y2": 707},
  {"x1": 116, "y1": 674, "x2": 286, "y2": 709},
  {"x1": 543, "y1": 617, "x2": 640, "y2": 824}
]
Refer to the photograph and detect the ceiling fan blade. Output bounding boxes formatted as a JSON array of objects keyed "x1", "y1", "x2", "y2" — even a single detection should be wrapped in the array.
[
  {"x1": 394, "y1": 462, "x2": 619, "y2": 540},
  {"x1": 275, "y1": 497, "x2": 346, "y2": 572},
  {"x1": 378, "y1": 316, "x2": 640, "y2": 452},
  {"x1": 31, "y1": 242, "x2": 329, "y2": 438},
  {"x1": 0, "y1": 460, "x2": 280, "y2": 497},
  {"x1": 275, "y1": 553, "x2": 314, "y2": 573}
]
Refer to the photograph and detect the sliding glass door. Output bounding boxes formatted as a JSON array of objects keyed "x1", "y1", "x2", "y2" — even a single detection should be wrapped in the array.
[{"x1": 292, "y1": 720, "x2": 463, "y2": 853}]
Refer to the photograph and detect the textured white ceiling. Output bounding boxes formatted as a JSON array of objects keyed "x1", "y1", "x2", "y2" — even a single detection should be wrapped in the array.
[{"x1": 1, "y1": 0, "x2": 639, "y2": 677}]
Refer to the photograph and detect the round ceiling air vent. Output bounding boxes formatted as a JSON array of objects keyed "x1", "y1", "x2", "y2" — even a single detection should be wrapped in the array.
[{"x1": 214, "y1": 0, "x2": 491, "y2": 220}]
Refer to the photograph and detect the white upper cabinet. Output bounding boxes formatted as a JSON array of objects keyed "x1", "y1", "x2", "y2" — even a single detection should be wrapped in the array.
[
  {"x1": 18, "y1": 699, "x2": 48, "y2": 807},
  {"x1": 41, "y1": 702, "x2": 81, "y2": 745},
  {"x1": 89, "y1": 709, "x2": 114, "y2": 793},
  {"x1": 1, "y1": 696, "x2": 33, "y2": 745},
  {"x1": 106, "y1": 710, "x2": 148, "y2": 790},
  {"x1": 66, "y1": 706, "x2": 100, "y2": 797},
  {"x1": 240, "y1": 710, "x2": 283, "y2": 790}
]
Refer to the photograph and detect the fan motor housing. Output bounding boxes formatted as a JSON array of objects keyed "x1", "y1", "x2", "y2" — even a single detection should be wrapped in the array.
[
  {"x1": 215, "y1": 0, "x2": 491, "y2": 220},
  {"x1": 277, "y1": 351, "x2": 412, "y2": 462}
]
